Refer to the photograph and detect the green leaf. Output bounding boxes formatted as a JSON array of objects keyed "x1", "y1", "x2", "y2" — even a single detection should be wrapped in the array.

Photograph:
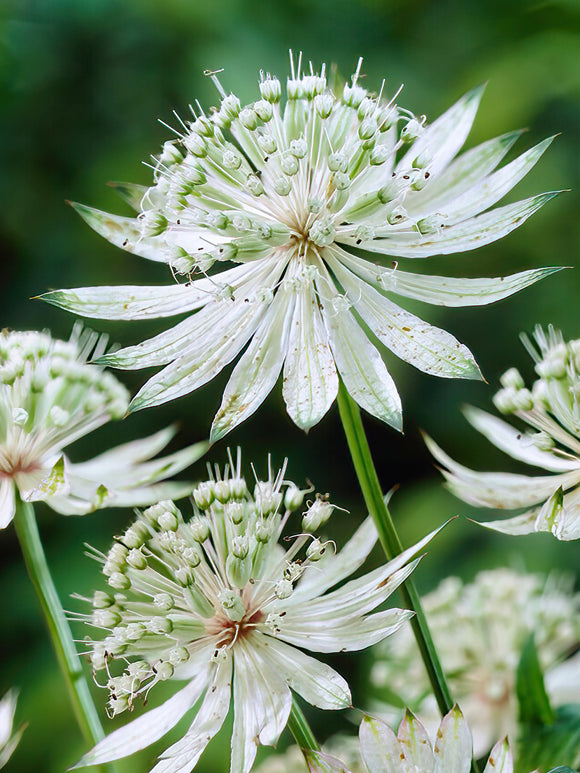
[
  {"x1": 516, "y1": 634, "x2": 555, "y2": 726},
  {"x1": 517, "y1": 705, "x2": 580, "y2": 773}
]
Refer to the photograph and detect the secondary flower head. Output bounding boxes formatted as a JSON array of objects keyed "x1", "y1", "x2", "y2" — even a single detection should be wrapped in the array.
[
  {"x1": 426, "y1": 326, "x2": 580, "y2": 539},
  {"x1": 369, "y1": 568, "x2": 580, "y2": 757},
  {"x1": 44, "y1": 55, "x2": 558, "y2": 439},
  {"x1": 74, "y1": 451, "x2": 440, "y2": 773},
  {"x1": 0, "y1": 326, "x2": 207, "y2": 527},
  {"x1": 0, "y1": 690, "x2": 25, "y2": 769}
]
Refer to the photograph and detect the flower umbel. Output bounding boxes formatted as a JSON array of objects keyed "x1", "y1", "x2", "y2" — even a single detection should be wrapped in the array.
[
  {"x1": 426, "y1": 326, "x2": 580, "y2": 539},
  {"x1": 0, "y1": 326, "x2": 207, "y2": 527},
  {"x1": 44, "y1": 56, "x2": 559, "y2": 439},
  {"x1": 369, "y1": 568, "x2": 580, "y2": 756},
  {"x1": 74, "y1": 452, "x2": 441, "y2": 773}
]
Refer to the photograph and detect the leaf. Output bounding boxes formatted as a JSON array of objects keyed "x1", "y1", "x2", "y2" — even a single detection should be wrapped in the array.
[
  {"x1": 516, "y1": 634, "x2": 556, "y2": 727},
  {"x1": 517, "y1": 705, "x2": 580, "y2": 773}
]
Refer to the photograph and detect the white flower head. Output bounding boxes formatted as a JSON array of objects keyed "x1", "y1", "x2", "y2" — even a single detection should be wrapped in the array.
[
  {"x1": 0, "y1": 325, "x2": 207, "y2": 527},
  {"x1": 0, "y1": 689, "x2": 25, "y2": 769},
  {"x1": 426, "y1": 325, "x2": 580, "y2": 539},
  {"x1": 74, "y1": 450, "x2": 442, "y2": 773},
  {"x1": 369, "y1": 568, "x2": 580, "y2": 756},
  {"x1": 43, "y1": 54, "x2": 559, "y2": 439}
]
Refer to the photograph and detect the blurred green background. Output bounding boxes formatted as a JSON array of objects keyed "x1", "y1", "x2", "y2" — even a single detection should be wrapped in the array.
[{"x1": 1, "y1": 0, "x2": 579, "y2": 771}]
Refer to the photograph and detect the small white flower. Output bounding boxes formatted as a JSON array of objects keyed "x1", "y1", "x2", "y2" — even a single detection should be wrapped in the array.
[
  {"x1": 0, "y1": 326, "x2": 207, "y2": 527},
  {"x1": 369, "y1": 568, "x2": 580, "y2": 756},
  {"x1": 425, "y1": 325, "x2": 580, "y2": 539},
  {"x1": 43, "y1": 55, "x2": 558, "y2": 439},
  {"x1": 73, "y1": 452, "x2": 442, "y2": 773},
  {"x1": 0, "y1": 689, "x2": 25, "y2": 769}
]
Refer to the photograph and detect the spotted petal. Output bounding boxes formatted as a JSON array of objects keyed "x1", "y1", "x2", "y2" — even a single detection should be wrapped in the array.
[
  {"x1": 341, "y1": 194, "x2": 559, "y2": 258},
  {"x1": 433, "y1": 706, "x2": 472, "y2": 773},
  {"x1": 360, "y1": 717, "x2": 402, "y2": 773},
  {"x1": 150, "y1": 659, "x2": 232, "y2": 773},
  {"x1": 210, "y1": 283, "x2": 296, "y2": 441},
  {"x1": 335, "y1": 251, "x2": 563, "y2": 308},
  {"x1": 282, "y1": 277, "x2": 338, "y2": 430},
  {"x1": 329, "y1": 254, "x2": 481, "y2": 380}
]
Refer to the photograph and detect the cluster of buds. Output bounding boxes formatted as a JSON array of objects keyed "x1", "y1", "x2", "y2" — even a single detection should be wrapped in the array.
[
  {"x1": 0, "y1": 326, "x2": 128, "y2": 446},
  {"x1": 83, "y1": 453, "x2": 337, "y2": 717},
  {"x1": 117, "y1": 56, "x2": 437, "y2": 280},
  {"x1": 493, "y1": 326, "x2": 580, "y2": 431}
]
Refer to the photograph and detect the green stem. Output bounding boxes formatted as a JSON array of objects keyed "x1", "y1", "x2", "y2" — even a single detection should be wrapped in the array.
[
  {"x1": 13, "y1": 496, "x2": 116, "y2": 773},
  {"x1": 288, "y1": 696, "x2": 320, "y2": 752},
  {"x1": 337, "y1": 384, "x2": 479, "y2": 772}
]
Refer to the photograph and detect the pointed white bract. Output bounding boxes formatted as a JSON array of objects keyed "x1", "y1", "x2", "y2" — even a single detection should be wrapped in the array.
[
  {"x1": 73, "y1": 452, "x2": 441, "y2": 773},
  {"x1": 359, "y1": 709, "x2": 518, "y2": 773},
  {"x1": 0, "y1": 689, "x2": 25, "y2": 770},
  {"x1": 370, "y1": 568, "x2": 580, "y2": 757},
  {"x1": 255, "y1": 709, "x2": 529, "y2": 773},
  {"x1": 43, "y1": 56, "x2": 558, "y2": 438},
  {"x1": 0, "y1": 327, "x2": 207, "y2": 527},
  {"x1": 426, "y1": 326, "x2": 580, "y2": 539}
]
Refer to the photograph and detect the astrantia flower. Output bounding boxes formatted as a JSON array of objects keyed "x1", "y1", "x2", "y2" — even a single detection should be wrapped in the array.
[
  {"x1": 0, "y1": 690, "x2": 25, "y2": 769},
  {"x1": 43, "y1": 56, "x2": 559, "y2": 439},
  {"x1": 426, "y1": 326, "x2": 580, "y2": 539},
  {"x1": 369, "y1": 568, "x2": 580, "y2": 756},
  {"x1": 0, "y1": 326, "x2": 206, "y2": 527},
  {"x1": 73, "y1": 453, "x2": 440, "y2": 773}
]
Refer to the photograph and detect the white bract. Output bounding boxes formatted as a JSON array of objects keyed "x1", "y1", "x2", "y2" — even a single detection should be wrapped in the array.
[
  {"x1": 0, "y1": 690, "x2": 25, "y2": 769},
  {"x1": 426, "y1": 326, "x2": 580, "y2": 539},
  {"x1": 73, "y1": 453, "x2": 441, "y2": 773},
  {"x1": 370, "y1": 568, "x2": 580, "y2": 757},
  {"x1": 43, "y1": 55, "x2": 558, "y2": 439},
  {"x1": 256, "y1": 709, "x2": 533, "y2": 773},
  {"x1": 0, "y1": 326, "x2": 207, "y2": 527},
  {"x1": 356, "y1": 707, "x2": 520, "y2": 773}
]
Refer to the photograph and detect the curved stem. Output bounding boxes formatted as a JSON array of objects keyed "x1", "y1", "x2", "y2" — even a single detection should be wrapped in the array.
[
  {"x1": 337, "y1": 384, "x2": 479, "y2": 773},
  {"x1": 288, "y1": 697, "x2": 320, "y2": 757},
  {"x1": 13, "y1": 496, "x2": 116, "y2": 772}
]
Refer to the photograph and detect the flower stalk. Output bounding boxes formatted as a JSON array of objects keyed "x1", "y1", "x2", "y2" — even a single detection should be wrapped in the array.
[
  {"x1": 12, "y1": 496, "x2": 115, "y2": 773},
  {"x1": 288, "y1": 698, "x2": 320, "y2": 753},
  {"x1": 337, "y1": 382, "x2": 479, "y2": 773}
]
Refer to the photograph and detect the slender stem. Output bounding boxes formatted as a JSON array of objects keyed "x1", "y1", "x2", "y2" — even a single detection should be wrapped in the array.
[
  {"x1": 13, "y1": 496, "x2": 116, "y2": 773},
  {"x1": 288, "y1": 696, "x2": 320, "y2": 752},
  {"x1": 337, "y1": 385, "x2": 480, "y2": 768}
]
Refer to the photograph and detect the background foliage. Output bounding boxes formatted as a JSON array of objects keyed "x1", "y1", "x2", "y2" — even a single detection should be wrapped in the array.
[{"x1": 1, "y1": 0, "x2": 579, "y2": 770}]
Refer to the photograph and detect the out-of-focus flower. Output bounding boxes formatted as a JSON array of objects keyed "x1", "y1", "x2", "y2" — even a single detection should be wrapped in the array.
[
  {"x1": 256, "y1": 737, "x2": 363, "y2": 773},
  {"x1": 0, "y1": 690, "x2": 25, "y2": 769},
  {"x1": 0, "y1": 326, "x2": 207, "y2": 527},
  {"x1": 426, "y1": 326, "x2": 580, "y2": 540},
  {"x1": 73, "y1": 452, "x2": 441, "y2": 773},
  {"x1": 357, "y1": 708, "x2": 521, "y2": 773},
  {"x1": 43, "y1": 56, "x2": 558, "y2": 439},
  {"x1": 370, "y1": 568, "x2": 580, "y2": 756}
]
